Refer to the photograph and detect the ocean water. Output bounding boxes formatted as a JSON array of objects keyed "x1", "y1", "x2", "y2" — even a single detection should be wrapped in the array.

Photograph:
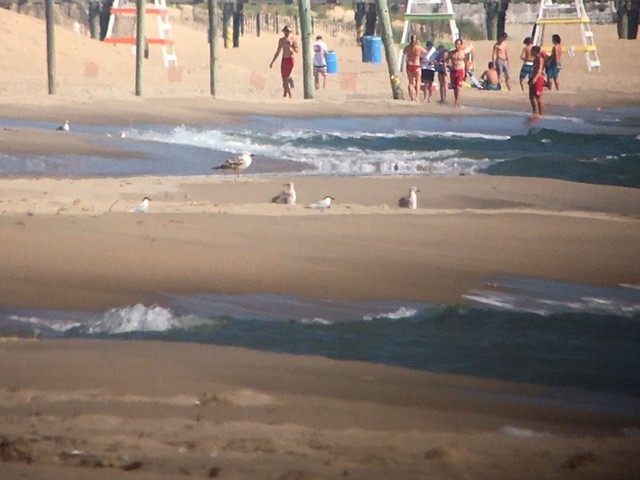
[
  {"x1": 1, "y1": 278, "x2": 639, "y2": 407},
  {"x1": 0, "y1": 107, "x2": 639, "y2": 187},
  {"x1": 1, "y1": 108, "x2": 640, "y2": 415}
]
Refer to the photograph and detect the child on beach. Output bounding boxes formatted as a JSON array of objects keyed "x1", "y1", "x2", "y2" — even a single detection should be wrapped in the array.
[
  {"x1": 519, "y1": 37, "x2": 534, "y2": 91},
  {"x1": 492, "y1": 32, "x2": 512, "y2": 91},
  {"x1": 434, "y1": 45, "x2": 449, "y2": 104},
  {"x1": 420, "y1": 40, "x2": 437, "y2": 102},
  {"x1": 480, "y1": 62, "x2": 502, "y2": 90},
  {"x1": 312, "y1": 35, "x2": 329, "y2": 90},
  {"x1": 545, "y1": 34, "x2": 562, "y2": 90},
  {"x1": 529, "y1": 45, "x2": 546, "y2": 118}
]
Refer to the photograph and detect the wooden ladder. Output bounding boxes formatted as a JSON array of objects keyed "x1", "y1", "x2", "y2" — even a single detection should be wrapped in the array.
[{"x1": 104, "y1": 0, "x2": 178, "y2": 69}]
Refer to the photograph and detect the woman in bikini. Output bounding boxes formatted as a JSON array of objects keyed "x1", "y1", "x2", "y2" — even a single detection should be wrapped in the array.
[{"x1": 403, "y1": 35, "x2": 426, "y2": 102}]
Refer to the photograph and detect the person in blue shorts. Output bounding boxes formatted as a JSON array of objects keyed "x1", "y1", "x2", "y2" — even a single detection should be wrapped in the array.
[
  {"x1": 545, "y1": 34, "x2": 562, "y2": 90},
  {"x1": 519, "y1": 37, "x2": 534, "y2": 91}
]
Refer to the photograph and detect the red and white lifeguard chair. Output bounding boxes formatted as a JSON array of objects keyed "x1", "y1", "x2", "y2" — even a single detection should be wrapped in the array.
[{"x1": 104, "y1": 0, "x2": 178, "y2": 68}]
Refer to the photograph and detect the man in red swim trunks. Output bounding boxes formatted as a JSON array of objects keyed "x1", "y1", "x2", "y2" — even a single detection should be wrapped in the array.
[
  {"x1": 403, "y1": 34, "x2": 427, "y2": 102},
  {"x1": 449, "y1": 38, "x2": 473, "y2": 108},
  {"x1": 270, "y1": 25, "x2": 299, "y2": 99},
  {"x1": 528, "y1": 45, "x2": 546, "y2": 118}
]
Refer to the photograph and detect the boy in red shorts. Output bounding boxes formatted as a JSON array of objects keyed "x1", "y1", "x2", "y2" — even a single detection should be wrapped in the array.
[{"x1": 529, "y1": 45, "x2": 546, "y2": 118}]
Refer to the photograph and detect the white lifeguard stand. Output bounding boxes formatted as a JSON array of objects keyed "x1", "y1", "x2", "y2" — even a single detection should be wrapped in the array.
[
  {"x1": 533, "y1": 0, "x2": 601, "y2": 71},
  {"x1": 104, "y1": 0, "x2": 178, "y2": 68},
  {"x1": 397, "y1": 0, "x2": 459, "y2": 71}
]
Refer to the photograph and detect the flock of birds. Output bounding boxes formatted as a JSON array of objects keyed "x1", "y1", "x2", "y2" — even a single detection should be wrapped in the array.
[
  {"x1": 55, "y1": 123, "x2": 420, "y2": 214},
  {"x1": 208, "y1": 151, "x2": 420, "y2": 212}
]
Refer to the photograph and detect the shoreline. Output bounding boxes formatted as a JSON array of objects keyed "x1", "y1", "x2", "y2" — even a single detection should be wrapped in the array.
[{"x1": 1, "y1": 93, "x2": 638, "y2": 128}]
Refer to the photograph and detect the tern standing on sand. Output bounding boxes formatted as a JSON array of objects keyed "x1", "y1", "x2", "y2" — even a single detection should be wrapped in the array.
[
  {"x1": 212, "y1": 152, "x2": 254, "y2": 180},
  {"x1": 272, "y1": 182, "x2": 297, "y2": 205},
  {"x1": 131, "y1": 197, "x2": 151, "y2": 213},
  {"x1": 398, "y1": 187, "x2": 420, "y2": 209},
  {"x1": 307, "y1": 196, "x2": 335, "y2": 212}
]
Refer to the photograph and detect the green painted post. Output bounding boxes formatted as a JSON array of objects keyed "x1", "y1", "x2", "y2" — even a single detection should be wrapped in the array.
[
  {"x1": 297, "y1": 0, "x2": 313, "y2": 99},
  {"x1": 135, "y1": 0, "x2": 145, "y2": 96},
  {"x1": 45, "y1": 0, "x2": 57, "y2": 95}
]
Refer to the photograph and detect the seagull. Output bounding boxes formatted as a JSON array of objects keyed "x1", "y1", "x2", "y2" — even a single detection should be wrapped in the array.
[
  {"x1": 398, "y1": 187, "x2": 420, "y2": 209},
  {"x1": 212, "y1": 152, "x2": 254, "y2": 180},
  {"x1": 56, "y1": 120, "x2": 70, "y2": 131},
  {"x1": 271, "y1": 182, "x2": 296, "y2": 205},
  {"x1": 307, "y1": 196, "x2": 335, "y2": 212},
  {"x1": 130, "y1": 197, "x2": 151, "y2": 213}
]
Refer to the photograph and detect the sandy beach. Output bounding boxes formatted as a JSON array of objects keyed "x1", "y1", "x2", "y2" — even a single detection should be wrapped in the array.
[{"x1": 1, "y1": 6, "x2": 640, "y2": 479}]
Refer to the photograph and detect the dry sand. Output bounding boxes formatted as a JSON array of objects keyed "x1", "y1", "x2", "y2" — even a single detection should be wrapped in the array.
[{"x1": 1, "y1": 7, "x2": 640, "y2": 480}]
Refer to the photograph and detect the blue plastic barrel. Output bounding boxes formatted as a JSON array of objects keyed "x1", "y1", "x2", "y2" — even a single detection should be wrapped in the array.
[
  {"x1": 326, "y1": 51, "x2": 338, "y2": 74},
  {"x1": 362, "y1": 36, "x2": 382, "y2": 64}
]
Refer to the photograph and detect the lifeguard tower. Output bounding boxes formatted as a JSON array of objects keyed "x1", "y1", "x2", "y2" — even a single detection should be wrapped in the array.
[
  {"x1": 104, "y1": 0, "x2": 178, "y2": 68},
  {"x1": 397, "y1": 0, "x2": 459, "y2": 70},
  {"x1": 398, "y1": 0, "x2": 459, "y2": 71},
  {"x1": 533, "y1": 0, "x2": 601, "y2": 71}
]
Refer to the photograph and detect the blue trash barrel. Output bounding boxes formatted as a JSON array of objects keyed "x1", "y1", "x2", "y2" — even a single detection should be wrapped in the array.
[
  {"x1": 362, "y1": 36, "x2": 382, "y2": 64},
  {"x1": 326, "y1": 51, "x2": 338, "y2": 74}
]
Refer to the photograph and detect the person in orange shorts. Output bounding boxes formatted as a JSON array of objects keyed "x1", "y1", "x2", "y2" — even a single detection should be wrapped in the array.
[{"x1": 528, "y1": 45, "x2": 546, "y2": 118}]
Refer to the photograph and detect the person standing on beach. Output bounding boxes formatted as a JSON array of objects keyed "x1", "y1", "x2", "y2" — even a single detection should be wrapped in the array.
[
  {"x1": 270, "y1": 26, "x2": 299, "y2": 99},
  {"x1": 529, "y1": 45, "x2": 546, "y2": 118},
  {"x1": 420, "y1": 40, "x2": 437, "y2": 103},
  {"x1": 545, "y1": 34, "x2": 562, "y2": 90},
  {"x1": 519, "y1": 37, "x2": 534, "y2": 91},
  {"x1": 449, "y1": 38, "x2": 472, "y2": 108},
  {"x1": 492, "y1": 32, "x2": 511, "y2": 91},
  {"x1": 403, "y1": 35, "x2": 427, "y2": 102},
  {"x1": 312, "y1": 35, "x2": 329, "y2": 90},
  {"x1": 434, "y1": 44, "x2": 449, "y2": 104}
]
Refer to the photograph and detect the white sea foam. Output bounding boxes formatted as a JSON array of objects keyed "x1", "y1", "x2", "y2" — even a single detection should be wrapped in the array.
[
  {"x1": 500, "y1": 426, "x2": 553, "y2": 438},
  {"x1": 8, "y1": 315, "x2": 82, "y2": 333},
  {"x1": 363, "y1": 307, "x2": 418, "y2": 321},
  {"x1": 464, "y1": 277, "x2": 640, "y2": 317},
  {"x1": 124, "y1": 126, "x2": 502, "y2": 177},
  {"x1": 300, "y1": 317, "x2": 334, "y2": 325},
  {"x1": 86, "y1": 304, "x2": 208, "y2": 334}
]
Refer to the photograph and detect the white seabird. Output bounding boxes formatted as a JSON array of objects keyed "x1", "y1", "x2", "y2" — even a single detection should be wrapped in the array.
[
  {"x1": 131, "y1": 197, "x2": 151, "y2": 213},
  {"x1": 398, "y1": 187, "x2": 420, "y2": 209},
  {"x1": 306, "y1": 196, "x2": 335, "y2": 212},
  {"x1": 271, "y1": 182, "x2": 296, "y2": 205},
  {"x1": 56, "y1": 120, "x2": 70, "y2": 131},
  {"x1": 212, "y1": 152, "x2": 254, "y2": 180}
]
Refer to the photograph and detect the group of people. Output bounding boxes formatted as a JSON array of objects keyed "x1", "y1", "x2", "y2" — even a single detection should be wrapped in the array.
[
  {"x1": 403, "y1": 35, "x2": 475, "y2": 108},
  {"x1": 403, "y1": 31, "x2": 563, "y2": 117},
  {"x1": 270, "y1": 26, "x2": 331, "y2": 98},
  {"x1": 270, "y1": 25, "x2": 563, "y2": 118}
]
